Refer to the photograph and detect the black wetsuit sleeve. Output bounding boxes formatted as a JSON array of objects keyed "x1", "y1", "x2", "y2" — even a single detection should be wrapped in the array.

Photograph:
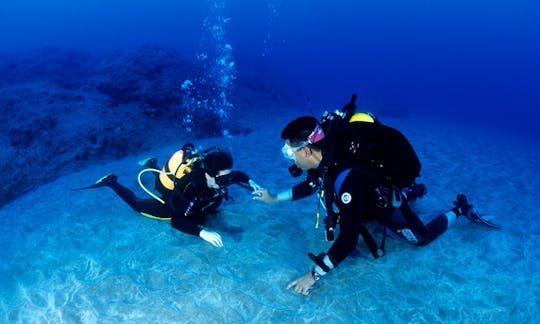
[
  {"x1": 171, "y1": 212, "x2": 202, "y2": 236},
  {"x1": 230, "y1": 170, "x2": 253, "y2": 191},
  {"x1": 292, "y1": 169, "x2": 320, "y2": 200},
  {"x1": 170, "y1": 181, "x2": 204, "y2": 237},
  {"x1": 232, "y1": 170, "x2": 251, "y2": 183},
  {"x1": 291, "y1": 181, "x2": 317, "y2": 200},
  {"x1": 327, "y1": 169, "x2": 375, "y2": 266}
]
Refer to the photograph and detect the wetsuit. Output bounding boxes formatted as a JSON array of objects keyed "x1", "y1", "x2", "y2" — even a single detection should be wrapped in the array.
[
  {"x1": 290, "y1": 169, "x2": 322, "y2": 199},
  {"x1": 289, "y1": 166, "x2": 447, "y2": 268},
  {"x1": 328, "y1": 167, "x2": 448, "y2": 266},
  {"x1": 105, "y1": 169, "x2": 252, "y2": 237}
]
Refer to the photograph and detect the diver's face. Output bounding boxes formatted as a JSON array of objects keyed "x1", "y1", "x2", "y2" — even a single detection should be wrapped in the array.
[{"x1": 283, "y1": 140, "x2": 319, "y2": 171}]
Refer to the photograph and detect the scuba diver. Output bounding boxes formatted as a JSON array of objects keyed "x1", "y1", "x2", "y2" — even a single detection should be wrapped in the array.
[
  {"x1": 74, "y1": 144, "x2": 262, "y2": 248},
  {"x1": 253, "y1": 94, "x2": 500, "y2": 295}
]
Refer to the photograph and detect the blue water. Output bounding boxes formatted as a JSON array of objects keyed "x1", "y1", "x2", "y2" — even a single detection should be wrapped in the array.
[
  {"x1": 1, "y1": 0, "x2": 539, "y2": 322},
  {"x1": 2, "y1": 0, "x2": 539, "y2": 122}
]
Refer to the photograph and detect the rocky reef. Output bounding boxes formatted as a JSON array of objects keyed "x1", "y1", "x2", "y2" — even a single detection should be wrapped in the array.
[{"x1": 0, "y1": 45, "x2": 296, "y2": 208}]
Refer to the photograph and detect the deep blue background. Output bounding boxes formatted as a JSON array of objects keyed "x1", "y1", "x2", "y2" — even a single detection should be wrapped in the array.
[{"x1": 1, "y1": 0, "x2": 539, "y2": 132}]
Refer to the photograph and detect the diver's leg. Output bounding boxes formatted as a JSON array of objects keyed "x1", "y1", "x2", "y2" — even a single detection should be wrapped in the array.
[
  {"x1": 99, "y1": 175, "x2": 171, "y2": 218},
  {"x1": 386, "y1": 200, "x2": 449, "y2": 246}
]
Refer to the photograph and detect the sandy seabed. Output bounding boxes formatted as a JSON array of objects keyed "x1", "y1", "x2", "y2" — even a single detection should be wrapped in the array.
[{"x1": 1, "y1": 107, "x2": 538, "y2": 323}]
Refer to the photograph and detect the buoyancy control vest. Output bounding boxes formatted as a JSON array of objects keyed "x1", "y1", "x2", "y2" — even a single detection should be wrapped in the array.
[
  {"x1": 157, "y1": 148, "x2": 200, "y2": 193},
  {"x1": 318, "y1": 94, "x2": 421, "y2": 259}
]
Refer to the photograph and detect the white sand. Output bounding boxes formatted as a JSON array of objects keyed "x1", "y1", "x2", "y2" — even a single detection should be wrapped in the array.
[{"x1": 1, "y1": 107, "x2": 538, "y2": 323}]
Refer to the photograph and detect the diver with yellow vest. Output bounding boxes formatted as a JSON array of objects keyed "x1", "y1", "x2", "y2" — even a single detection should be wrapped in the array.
[{"x1": 74, "y1": 144, "x2": 262, "y2": 247}]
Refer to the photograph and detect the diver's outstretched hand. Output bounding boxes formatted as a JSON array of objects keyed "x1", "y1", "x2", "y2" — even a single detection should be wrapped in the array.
[
  {"x1": 252, "y1": 188, "x2": 277, "y2": 203},
  {"x1": 287, "y1": 271, "x2": 316, "y2": 296},
  {"x1": 199, "y1": 229, "x2": 223, "y2": 247}
]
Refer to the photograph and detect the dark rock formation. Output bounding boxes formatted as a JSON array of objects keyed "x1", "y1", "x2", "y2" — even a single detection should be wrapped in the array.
[{"x1": 0, "y1": 45, "x2": 296, "y2": 208}]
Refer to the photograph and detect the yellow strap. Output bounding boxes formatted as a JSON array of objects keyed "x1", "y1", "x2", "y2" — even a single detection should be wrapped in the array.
[{"x1": 139, "y1": 212, "x2": 171, "y2": 221}]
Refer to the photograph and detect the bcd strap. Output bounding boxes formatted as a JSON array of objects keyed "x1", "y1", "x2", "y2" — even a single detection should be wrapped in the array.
[
  {"x1": 359, "y1": 224, "x2": 386, "y2": 259},
  {"x1": 322, "y1": 119, "x2": 338, "y2": 238}
]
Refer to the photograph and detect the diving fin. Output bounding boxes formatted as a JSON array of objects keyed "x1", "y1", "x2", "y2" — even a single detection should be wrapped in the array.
[
  {"x1": 464, "y1": 212, "x2": 502, "y2": 230},
  {"x1": 71, "y1": 174, "x2": 117, "y2": 191}
]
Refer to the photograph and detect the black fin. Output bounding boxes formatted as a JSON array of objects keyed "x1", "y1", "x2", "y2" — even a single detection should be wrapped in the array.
[
  {"x1": 465, "y1": 213, "x2": 502, "y2": 230},
  {"x1": 70, "y1": 182, "x2": 107, "y2": 191}
]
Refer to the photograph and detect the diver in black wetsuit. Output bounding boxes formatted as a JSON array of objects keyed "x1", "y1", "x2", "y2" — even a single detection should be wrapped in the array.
[
  {"x1": 76, "y1": 148, "x2": 261, "y2": 247},
  {"x1": 254, "y1": 114, "x2": 496, "y2": 295}
]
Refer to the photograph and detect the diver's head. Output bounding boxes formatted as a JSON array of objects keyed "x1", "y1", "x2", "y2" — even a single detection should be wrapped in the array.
[
  {"x1": 181, "y1": 143, "x2": 196, "y2": 159},
  {"x1": 204, "y1": 149, "x2": 234, "y2": 189},
  {"x1": 281, "y1": 116, "x2": 325, "y2": 171}
]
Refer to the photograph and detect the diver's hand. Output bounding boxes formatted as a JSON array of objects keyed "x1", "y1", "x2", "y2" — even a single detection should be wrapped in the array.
[
  {"x1": 252, "y1": 188, "x2": 277, "y2": 203},
  {"x1": 287, "y1": 271, "x2": 316, "y2": 296},
  {"x1": 199, "y1": 229, "x2": 223, "y2": 248},
  {"x1": 248, "y1": 179, "x2": 262, "y2": 191}
]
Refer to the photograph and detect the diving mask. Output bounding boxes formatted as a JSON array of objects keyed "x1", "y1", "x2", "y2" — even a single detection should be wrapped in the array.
[
  {"x1": 281, "y1": 122, "x2": 325, "y2": 160},
  {"x1": 281, "y1": 142, "x2": 308, "y2": 160}
]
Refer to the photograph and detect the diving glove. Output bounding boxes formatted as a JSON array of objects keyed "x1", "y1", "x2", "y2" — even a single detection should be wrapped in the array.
[{"x1": 199, "y1": 229, "x2": 223, "y2": 248}]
